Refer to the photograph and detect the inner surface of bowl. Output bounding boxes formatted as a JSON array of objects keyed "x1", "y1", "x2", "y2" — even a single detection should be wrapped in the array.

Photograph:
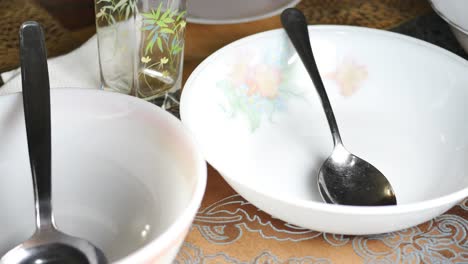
[
  {"x1": 181, "y1": 26, "x2": 468, "y2": 207},
  {"x1": 0, "y1": 89, "x2": 201, "y2": 262}
]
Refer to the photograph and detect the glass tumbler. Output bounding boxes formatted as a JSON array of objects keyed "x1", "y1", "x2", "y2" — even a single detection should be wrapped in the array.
[{"x1": 95, "y1": 0, "x2": 187, "y2": 112}]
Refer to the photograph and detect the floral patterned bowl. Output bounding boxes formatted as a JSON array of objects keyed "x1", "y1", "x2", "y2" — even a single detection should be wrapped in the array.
[
  {"x1": 180, "y1": 25, "x2": 468, "y2": 235},
  {"x1": 0, "y1": 89, "x2": 206, "y2": 263}
]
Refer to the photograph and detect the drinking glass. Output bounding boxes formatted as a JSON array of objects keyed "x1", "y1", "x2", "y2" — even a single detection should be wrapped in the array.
[{"x1": 95, "y1": 0, "x2": 187, "y2": 112}]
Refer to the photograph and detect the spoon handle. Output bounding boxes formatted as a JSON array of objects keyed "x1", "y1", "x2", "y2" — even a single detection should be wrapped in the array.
[
  {"x1": 19, "y1": 21, "x2": 54, "y2": 229},
  {"x1": 281, "y1": 8, "x2": 343, "y2": 147}
]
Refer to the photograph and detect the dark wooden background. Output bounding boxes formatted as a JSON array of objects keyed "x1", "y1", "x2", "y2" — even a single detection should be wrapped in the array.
[{"x1": 36, "y1": 0, "x2": 95, "y2": 30}]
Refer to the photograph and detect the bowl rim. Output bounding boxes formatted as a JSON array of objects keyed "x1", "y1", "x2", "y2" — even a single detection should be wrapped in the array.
[
  {"x1": 187, "y1": 0, "x2": 301, "y2": 25},
  {"x1": 2, "y1": 88, "x2": 208, "y2": 263},
  {"x1": 428, "y1": 0, "x2": 468, "y2": 35},
  {"x1": 180, "y1": 25, "x2": 468, "y2": 216},
  {"x1": 78, "y1": 89, "x2": 209, "y2": 264}
]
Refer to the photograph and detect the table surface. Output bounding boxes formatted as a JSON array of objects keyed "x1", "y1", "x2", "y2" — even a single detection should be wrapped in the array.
[{"x1": 2, "y1": 0, "x2": 468, "y2": 263}]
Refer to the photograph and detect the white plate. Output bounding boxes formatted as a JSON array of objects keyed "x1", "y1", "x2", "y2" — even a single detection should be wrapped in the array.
[
  {"x1": 187, "y1": 0, "x2": 301, "y2": 24},
  {"x1": 180, "y1": 25, "x2": 468, "y2": 235}
]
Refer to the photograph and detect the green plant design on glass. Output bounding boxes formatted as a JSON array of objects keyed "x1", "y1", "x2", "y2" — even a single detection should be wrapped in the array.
[
  {"x1": 96, "y1": 0, "x2": 137, "y2": 26},
  {"x1": 138, "y1": 2, "x2": 186, "y2": 99}
]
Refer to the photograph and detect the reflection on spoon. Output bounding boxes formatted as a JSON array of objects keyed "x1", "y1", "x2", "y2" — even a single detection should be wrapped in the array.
[{"x1": 281, "y1": 8, "x2": 397, "y2": 206}]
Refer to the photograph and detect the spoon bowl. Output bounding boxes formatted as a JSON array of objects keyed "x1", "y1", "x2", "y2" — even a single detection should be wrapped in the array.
[
  {"x1": 2, "y1": 229, "x2": 106, "y2": 264},
  {"x1": 280, "y1": 8, "x2": 397, "y2": 206},
  {"x1": 1, "y1": 21, "x2": 107, "y2": 264},
  {"x1": 319, "y1": 145, "x2": 397, "y2": 205}
]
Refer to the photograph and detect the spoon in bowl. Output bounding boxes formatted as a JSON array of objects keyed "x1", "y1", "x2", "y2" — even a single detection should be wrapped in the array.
[
  {"x1": 281, "y1": 8, "x2": 397, "y2": 206},
  {"x1": 1, "y1": 21, "x2": 108, "y2": 264}
]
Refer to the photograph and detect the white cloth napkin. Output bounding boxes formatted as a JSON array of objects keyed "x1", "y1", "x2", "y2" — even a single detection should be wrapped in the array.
[{"x1": 0, "y1": 35, "x2": 100, "y2": 94}]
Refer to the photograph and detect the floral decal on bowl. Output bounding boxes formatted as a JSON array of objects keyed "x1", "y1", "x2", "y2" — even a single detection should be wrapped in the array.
[
  {"x1": 217, "y1": 42, "x2": 302, "y2": 132},
  {"x1": 325, "y1": 58, "x2": 368, "y2": 97}
]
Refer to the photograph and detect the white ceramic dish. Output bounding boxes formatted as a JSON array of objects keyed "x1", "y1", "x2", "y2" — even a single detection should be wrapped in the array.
[
  {"x1": 180, "y1": 25, "x2": 468, "y2": 235},
  {"x1": 429, "y1": 0, "x2": 468, "y2": 54},
  {"x1": 0, "y1": 89, "x2": 206, "y2": 263},
  {"x1": 187, "y1": 0, "x2": 301, "y2": 24}
]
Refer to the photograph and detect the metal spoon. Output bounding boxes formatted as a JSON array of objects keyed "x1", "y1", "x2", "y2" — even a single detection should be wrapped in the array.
[
  {"x1": 0, "y1": 21, "x2": 108, "y2": 264},
  {"x1": 281, "y1": 8, "x2": 397, "y2": 206}
]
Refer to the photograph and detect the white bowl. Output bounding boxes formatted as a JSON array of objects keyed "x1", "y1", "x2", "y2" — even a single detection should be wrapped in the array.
[
  {"x1": 429, "y1": 0, "x2": 468, "y2": 53},
  {"x1": 180, "y1": 25, "x2": 468, "y2": 235},
  {"x1": 0, "y1": 89, "x2": 206, "y2": 263},
  {"x1": 187, "y1": 0, "x2": 301, "y2": 25}
]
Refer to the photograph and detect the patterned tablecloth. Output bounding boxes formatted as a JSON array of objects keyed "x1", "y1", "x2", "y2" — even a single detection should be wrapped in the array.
[{"x1": 177, "y1": 1, "x2": 468, "y2": 263}]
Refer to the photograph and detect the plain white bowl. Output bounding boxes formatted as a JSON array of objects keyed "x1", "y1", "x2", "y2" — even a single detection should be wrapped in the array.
[
  {"x1": 0, "y1": 89, "x2": 206, "y2": 263},
  {"x1": 429, "y1": 0, "x2": 468, "y2": 53},
  {"x1": 180, "y1": 25, "x2": 468, "y2": 235}
]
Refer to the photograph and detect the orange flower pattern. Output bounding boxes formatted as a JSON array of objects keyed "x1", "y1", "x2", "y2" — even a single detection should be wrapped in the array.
[
  {"x1": 326, "y1": 58, "x2": 368, "y2": 97},
  {"x1": 218, "y1": 45, "x2": 302, "y2": 132}
]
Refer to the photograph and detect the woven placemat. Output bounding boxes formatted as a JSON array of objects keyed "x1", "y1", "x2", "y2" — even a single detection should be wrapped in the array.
[
  {"x1": 0, "y1": 0, "x2": 78, "y2": 74},
  {"x1": 0, "y1": 0, "x2": 433, "y2": 76},
  {"x1": 298, "y1": 0, "x2": 431, "y2": 29}
]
